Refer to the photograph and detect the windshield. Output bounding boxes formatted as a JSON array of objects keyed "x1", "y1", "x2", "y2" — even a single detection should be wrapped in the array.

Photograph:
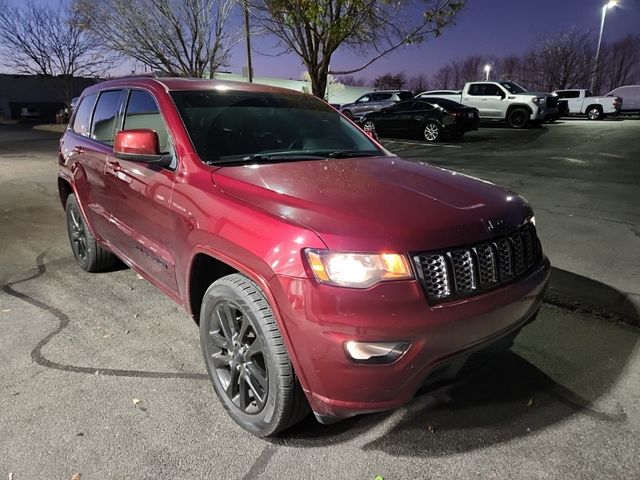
[
  {"x1": 499, "y1": 81, "x2": 528, "y2": 94},
  {"x1": 170, "y1": 90, "x2": 384, "y2": 164}
]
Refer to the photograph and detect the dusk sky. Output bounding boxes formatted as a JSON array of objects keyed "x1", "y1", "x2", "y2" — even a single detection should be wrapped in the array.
[
  {"x1": 6, "y1": 0, "x2": 640, "y2": 81},
  {"x1": 230, "y1": 0, "x2": 640, "y2": 82}
]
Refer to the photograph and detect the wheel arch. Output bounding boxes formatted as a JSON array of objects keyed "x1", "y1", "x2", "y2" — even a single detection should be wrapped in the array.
[
  {"x1": 57, "y1": 175, "x2": 73, "y2": 208},
  {"x1": 186, "y1": 247, "x2": 309, "y2": 393},
  {"x1": 506, "y1": 103, "x2": 533, "y2": 117}
]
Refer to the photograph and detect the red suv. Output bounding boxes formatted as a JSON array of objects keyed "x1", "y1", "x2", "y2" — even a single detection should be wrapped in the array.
[{"x1": 58, "y1": 78, "x2": 550, "y2": 436}]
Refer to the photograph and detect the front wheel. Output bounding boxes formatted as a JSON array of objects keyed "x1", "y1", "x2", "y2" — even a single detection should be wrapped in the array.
[
  {"x1": 423, "y1": 121, "x2": 441, "y2": 142},
  {"x1": 199, "y1": 274, "x2": 309, "y2": 436},
  {"x1": 507, "y1": 108, "x2": 529, "y2": 129}
]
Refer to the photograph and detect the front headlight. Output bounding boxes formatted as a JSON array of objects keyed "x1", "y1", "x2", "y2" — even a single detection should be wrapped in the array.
[
  {"x1": 531, "y1": 96, "x2": 545, "y2": 105},
  {"x1": 305, "y1": 249, "x2": 413, "y2": 288}
]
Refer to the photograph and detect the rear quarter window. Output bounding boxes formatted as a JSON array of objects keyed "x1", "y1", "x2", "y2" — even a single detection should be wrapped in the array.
[{"x1": 71, "y1": 93, "x2": 97, "y2": 136}]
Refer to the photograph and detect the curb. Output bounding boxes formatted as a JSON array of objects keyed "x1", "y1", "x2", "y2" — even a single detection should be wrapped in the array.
[{"x1": 33, "y1": 124, "x2": 66, "y2": 133}]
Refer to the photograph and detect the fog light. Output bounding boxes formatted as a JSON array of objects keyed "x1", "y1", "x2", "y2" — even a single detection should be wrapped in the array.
[{"x1": 344, "y1": 341, "x2": 409, "y2": 364}]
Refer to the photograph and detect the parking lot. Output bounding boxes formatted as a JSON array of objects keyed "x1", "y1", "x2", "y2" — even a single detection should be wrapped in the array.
[{"x1": 1, "y1": 119, "x2": 639, "y2": 479}]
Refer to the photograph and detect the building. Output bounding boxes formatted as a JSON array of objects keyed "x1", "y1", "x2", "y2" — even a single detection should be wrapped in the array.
[{"x1": 0, "y1": 74, "x2": 96, "y2": 120}]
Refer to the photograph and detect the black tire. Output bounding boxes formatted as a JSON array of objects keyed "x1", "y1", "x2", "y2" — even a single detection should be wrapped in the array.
[
  {"x1": 65, "y1": 194, "x2": 117, "y2": 272},
  {"x1": 507, "y1": 108, "x2": 530, "y2": 129},
  {"x1": 586, "y1": 105, "x2": 603, "y2": 120},
  {"x1": 423, "y1": 121, "x2": 441, "y2": 142},
  {"x1": 199, "y1": 274, "x2": 309, "y2": 436}
]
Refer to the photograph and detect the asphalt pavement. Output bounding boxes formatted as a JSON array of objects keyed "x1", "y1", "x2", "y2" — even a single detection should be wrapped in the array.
[{"x1": 1, "y1": 119, "x2": 639, "y2": 479}]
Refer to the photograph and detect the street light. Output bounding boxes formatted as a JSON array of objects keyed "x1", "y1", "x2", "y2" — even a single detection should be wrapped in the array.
[
  {"x1": 483, "y1": 64, "x2": 491, "y2": 81},
  {"x1": 590, "y1": 0, "x2": 618, "y2": 92}
]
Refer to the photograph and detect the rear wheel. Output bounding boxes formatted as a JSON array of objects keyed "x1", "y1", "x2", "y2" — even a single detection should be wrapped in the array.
[
  {"x1": 423, "y1": 121, "x2": 441, "y2": 142},
  {"x1": 200, "y1": 274, "x2": 309, "y2": 436},
  {"x1": 65, "y1": 194, "x2": 117, "y2": 272},
  {"x1": 507, "y1": 108, "x2": 529, "y2": 129},
  {"x1": 587, "y1": 106, "x2": 603, "y2": 120}
]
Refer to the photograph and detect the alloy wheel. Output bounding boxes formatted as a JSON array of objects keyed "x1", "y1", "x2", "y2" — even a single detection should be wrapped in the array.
[
  {"x1": 588, "y1": 108, "x2": 601, "y2": 120},
  {"x1": 423, "y1": 123, "x2": 439, "y2": 142},
  {"x1": 68, "y1": 205, "x2": 88, "y2": 263},
  {"x1": 510, "y1": 111, "x2": 526, "y2": 128},
  {"x1": 204, "y1": 300, "x2": 268, "y2": 414}
]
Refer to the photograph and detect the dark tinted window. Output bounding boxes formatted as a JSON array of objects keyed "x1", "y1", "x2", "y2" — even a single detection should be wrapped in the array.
[
  {"x1": 171, "y1": 90, "x2": 383, "y2": 164},
  {"x1": 372, "y1": 93, "x2": 393, "y2": 101},
  {"x1": 398, "y1": 91, "x2": 414, "y2": 100},
  {"x1": 124, "y1": 90, "x2": 170, "y2": 152},
  {"x1": 72, "y1": 93, "x2": 97, "y2": 136},
  {"x1": 389, "y1": 101, "x2": 416, "y2": 113},
  {"x1": 557, "y1": 90, "x2": 579, "y2": 99},
  {"x1": 468, "y1": 84, "x2": 483, "y2": 96},
  {"x1": 483, "y1": 84, "x2": 501, "y2": 96},
  {"x1": 468, "y1": 83, "x2": 502, "y2": 96},
  {"x1": 91, "y1": 90, "x2": 124, "y2": 144},
  {"x1": 419, "y1": 98, "x2": 464, "y2": 110}
]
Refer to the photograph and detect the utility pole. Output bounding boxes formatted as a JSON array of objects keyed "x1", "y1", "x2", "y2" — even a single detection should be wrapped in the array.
[{"x1": 244, "y1": 1, "x2": 253, "y2": 82}]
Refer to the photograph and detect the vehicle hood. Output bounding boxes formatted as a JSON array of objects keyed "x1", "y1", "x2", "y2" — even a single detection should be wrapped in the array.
[
  {"x1": 340, "y1": 102, "x2": 355, "y2": 110},
  {"x1": 212, "y1": 157, "x2": 530, "y2": 252}
]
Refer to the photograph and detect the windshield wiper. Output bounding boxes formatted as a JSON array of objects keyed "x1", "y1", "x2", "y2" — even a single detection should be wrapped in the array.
[
  {"x1": 208, "y1": 151, "x2": 327, "y2": 166},
  {"x1": 326, "y1": 150, "x2": 381, "y2": 158}
]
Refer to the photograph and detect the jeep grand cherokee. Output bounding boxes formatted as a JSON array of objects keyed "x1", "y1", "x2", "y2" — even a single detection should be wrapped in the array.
[{"x1": 58, "y1": 78, "x2": 550, "y2": 436}]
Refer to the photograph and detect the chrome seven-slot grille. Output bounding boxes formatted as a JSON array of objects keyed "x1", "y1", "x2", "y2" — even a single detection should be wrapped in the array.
[{"x1": 413, "y1": 224, "x2": 540, "y2": 303}]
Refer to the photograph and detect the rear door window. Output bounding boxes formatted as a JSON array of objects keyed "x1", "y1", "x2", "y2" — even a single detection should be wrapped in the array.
[
  {"x1": 468, "y1": 84, "x2": 483, "y2": 96},
  {"x1": 372, "y1": 93, "x2": 393, "y2": 101},
  {"x1": 398, "y1": 92, "x2": 414, "y2": 101},
  {"x1": 91, "y1": 90, "x2": 125, "y2": 144},
  {"x1": 71, "y1": 93, "x2": 97, "y2": 137}
]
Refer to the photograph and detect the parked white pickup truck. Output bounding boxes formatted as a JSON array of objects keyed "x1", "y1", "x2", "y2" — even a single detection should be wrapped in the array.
[
  {"x1": 417, "y1": 81, "x2": 558, "y2": 129},
  {"x1": 553, "y1": 89, "x2": 621, "y2": 120}
]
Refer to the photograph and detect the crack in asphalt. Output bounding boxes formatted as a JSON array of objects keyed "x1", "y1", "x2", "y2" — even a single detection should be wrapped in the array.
[
  {"x1": 1, "y1": 251, "x2": 208, "y2": 381},
  {"x1": 241, "y1": 444, "x2": 278, "y2": 480}
]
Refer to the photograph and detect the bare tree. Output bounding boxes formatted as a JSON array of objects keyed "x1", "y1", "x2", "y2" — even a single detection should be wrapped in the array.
[
  {"x1": 0, "y1": 0, "x2": 118, "y2": 105},
  {"x1": 75, "y1": 0, "x2": 239, "y2": 78},
  {"x1": 250, "y1": 0, "x2": 465, "y2": 98},
  {"x1": 432, "y1": 64, "x2": 453, "y2": 89},
  {"x1": 338, "y1": 75, "x2": 369, "y2": 87},
  {"x1": 497, "y1": 55, "x2": 522, "y2": 82},
  {"x1": 527, "y1": 28, "x2": 595, "y2": 91},
  {"x1": 373, "y1": 72, "x2": 407, "y2": 90},
  {"x1": 602, "y1": 35, "x2": 640, "y2": 93},
  {"x1": 408, "y1": 73, "x2": 430, "y2": 93}
]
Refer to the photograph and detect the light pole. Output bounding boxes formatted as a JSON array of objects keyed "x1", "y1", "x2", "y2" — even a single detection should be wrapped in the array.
[
  {"x1": 590, "y1": 0, "x2": 618, "y2": 92},
  {"x1": 483, "y1": 64, "x2": 491, "y2": 81}
]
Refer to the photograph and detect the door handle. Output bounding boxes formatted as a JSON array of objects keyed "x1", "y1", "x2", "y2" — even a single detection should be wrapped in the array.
[
  {"x1": 73, "y1": 146, "x2": 85, "y2": 154},
  {"x1": 106, "y1": 160, "x2": 122, "y2": 172}
]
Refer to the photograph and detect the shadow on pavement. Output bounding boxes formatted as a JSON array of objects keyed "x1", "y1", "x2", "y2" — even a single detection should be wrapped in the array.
[{"x1": 276, "y1": 267, "x2": 638, "y2": 456}]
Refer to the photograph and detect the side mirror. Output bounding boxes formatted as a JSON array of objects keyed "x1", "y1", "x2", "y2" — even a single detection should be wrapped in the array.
[{"x1": 114, "y1": 129, "x2": 170, "y2": 166}]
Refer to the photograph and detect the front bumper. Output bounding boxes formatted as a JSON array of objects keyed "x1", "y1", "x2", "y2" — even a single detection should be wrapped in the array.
[{"x1": 269, "y1": 256, "x2": 551, "y2": 420}]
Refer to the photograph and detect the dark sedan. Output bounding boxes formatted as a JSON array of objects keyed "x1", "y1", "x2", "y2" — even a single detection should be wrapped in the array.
[{"x1": 361, "y1": 98, "x2": 479, "y2": 142}]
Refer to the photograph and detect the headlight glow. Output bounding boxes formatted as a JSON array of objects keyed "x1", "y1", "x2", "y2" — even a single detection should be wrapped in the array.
[{"x1": 305, "y1": 249, "x2": 413, "y2": 288}]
